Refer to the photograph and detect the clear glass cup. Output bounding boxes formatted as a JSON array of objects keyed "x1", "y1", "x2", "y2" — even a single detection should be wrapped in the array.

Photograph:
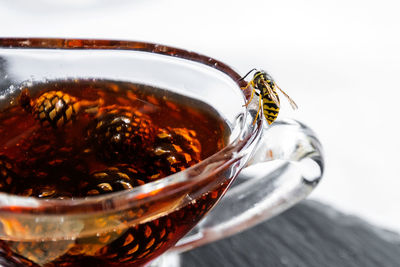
[{"x1": 0, "y1": 38, "x2": 324, "y2": 267}]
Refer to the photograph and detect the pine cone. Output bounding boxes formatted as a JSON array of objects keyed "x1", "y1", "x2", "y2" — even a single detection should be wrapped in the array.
[
  {"x1": 86, "y1": 107, "x2": 155, "y2": 163},
  {"x1": 150, "y1": 127, "x2": 202, "y2": 175},
  {"x1": 95, "y1": 216, "x2": 176, "y2": 264},
  {"x1": 32, "y1": 91, "x2": 80, "y2": 128},
  {"x1": 82, "y1": 165, "x2": 152, "y2": 196}
]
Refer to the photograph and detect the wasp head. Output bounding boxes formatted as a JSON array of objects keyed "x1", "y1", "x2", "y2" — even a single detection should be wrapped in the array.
[{"x1": 253, "y1": 70, "x2": 275, "y2": 88}]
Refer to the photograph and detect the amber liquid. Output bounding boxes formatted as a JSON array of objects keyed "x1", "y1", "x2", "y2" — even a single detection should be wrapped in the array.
[{"x1": 0, "y1": 80, "x2": 229, "y2": 266}]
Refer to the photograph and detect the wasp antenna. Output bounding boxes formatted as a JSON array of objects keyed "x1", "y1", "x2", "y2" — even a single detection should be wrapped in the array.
[{"x1": 237, "y1": 68, "x2": 258, "y2": 82}]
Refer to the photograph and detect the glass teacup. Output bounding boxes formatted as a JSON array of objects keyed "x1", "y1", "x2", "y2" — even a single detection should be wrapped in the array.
[{"x1": 0, "y1": 38, "x2": 324, "y2": 267}]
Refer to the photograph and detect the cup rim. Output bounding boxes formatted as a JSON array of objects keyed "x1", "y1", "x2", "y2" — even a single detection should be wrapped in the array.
[{"x1": 0, "y1": 38, "x2": 261, "y2": 214}]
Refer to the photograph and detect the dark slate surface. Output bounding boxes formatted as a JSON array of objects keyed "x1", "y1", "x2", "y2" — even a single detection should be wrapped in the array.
[{"x1": 182, "y1": 200, "x2": 400, "y2": 267}]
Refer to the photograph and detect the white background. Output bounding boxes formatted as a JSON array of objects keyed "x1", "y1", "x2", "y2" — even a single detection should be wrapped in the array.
[{"x1": 1, "y1": 0, "x2": 400, "y2": 232}]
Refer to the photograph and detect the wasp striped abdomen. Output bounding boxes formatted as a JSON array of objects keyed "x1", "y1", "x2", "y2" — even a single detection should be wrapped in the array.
[{"x1": 261, "y1": 86, "x2": 280, "y2": 125}]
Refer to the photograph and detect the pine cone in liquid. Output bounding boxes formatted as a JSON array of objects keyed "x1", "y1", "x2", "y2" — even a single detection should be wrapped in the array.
[
  {"x1": 14, "y1": 130, "x2": 86, "y2": 199},
  {"x1": 95, "y1": 216, "x2": 176, "y2": 265},
  {"x1": 150, "y1": 127, "x2": 202, "y2": 176},
  {"x1": 86, "y1": 107, "x2": 155, "y2": 163},
  {"x1": 82, "y1": 165, "x2": 152, "y2": 196},
  {"x1": 0, "y1": 155, "x2": 18, "y2": 194},
  {"x1": 32, "y1": 91, "x2": 81, "y2": 129},
  {"x1": 48, "y1": 216, "x2": 176, "y2": 266}
]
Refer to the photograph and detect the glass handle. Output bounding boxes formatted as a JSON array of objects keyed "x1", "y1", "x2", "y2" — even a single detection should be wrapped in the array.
[{"x1": 172, "y1": 118, "x2": 324, "y2": 252}]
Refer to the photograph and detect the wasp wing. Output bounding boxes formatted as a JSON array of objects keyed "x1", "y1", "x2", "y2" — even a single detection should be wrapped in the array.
[
  {"x1": 275, "y1": 84, "x2": 298, "y2": 110},
  {"x1": 262, "y1": 80, "x2": 280, "y2": 108}
]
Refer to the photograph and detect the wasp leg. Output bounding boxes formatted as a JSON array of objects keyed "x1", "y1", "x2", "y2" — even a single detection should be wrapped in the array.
[
  {"x1": 244, "y1": 88, "x2": 256, "y2": 107},
  {"x1": 240, "y1": 80, "x2": 251, "y2": 92},
  {"x1": 241, "y1": 81, "x2": 257, "y2": 108},
  {"x1": 252, "y1": 93, "x2": 263, "y2": 125},
  {"x1": 245, "y1": 90, "x2": 261, "y2": 109}
]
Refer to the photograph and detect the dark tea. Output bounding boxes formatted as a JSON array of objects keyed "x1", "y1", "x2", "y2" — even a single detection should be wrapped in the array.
[{"x1": 0, "y1": 79, "x2": 229, "y2": 266}]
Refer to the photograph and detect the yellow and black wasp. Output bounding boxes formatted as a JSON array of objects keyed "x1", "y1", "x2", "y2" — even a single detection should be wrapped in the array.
[{"x1": 239, "y1": 69, "x2": 298, "y2": 125}]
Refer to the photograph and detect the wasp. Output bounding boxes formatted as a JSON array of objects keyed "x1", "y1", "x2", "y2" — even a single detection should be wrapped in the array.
[{"x1": 239, "y1": 69, "x2": 298, "y2": 125}]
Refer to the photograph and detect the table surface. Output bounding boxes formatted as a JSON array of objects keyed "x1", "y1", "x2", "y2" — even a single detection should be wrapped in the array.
[{"x1": 182, "y1": 200, "x2": 400, "y2": 267}]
